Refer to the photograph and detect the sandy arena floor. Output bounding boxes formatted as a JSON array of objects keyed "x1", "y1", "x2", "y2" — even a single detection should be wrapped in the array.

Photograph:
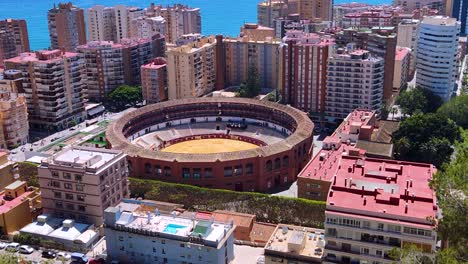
[{"x1": 161, "y1": 138, "x2": 259, "y2": 154}]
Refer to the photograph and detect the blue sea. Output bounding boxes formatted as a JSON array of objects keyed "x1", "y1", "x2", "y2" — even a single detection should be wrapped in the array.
[{"x1": 0, "y1": 0, "x2": 391, "y2": 50}]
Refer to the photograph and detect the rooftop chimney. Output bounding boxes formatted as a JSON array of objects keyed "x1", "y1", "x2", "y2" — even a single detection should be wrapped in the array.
[{"x1": 405, "y1": 203, "x2": 408, "y2": 214}]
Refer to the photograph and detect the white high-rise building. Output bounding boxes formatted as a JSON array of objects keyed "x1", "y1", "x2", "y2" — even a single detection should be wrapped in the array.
[
  {"x1": 416, "y1": 16, "x2": 460, "y2": 101},
  {"x1": 130, "y1": 16, "x2": 165, "y2": 39},
  {"x1": 87, "y1": 5, "x2": 116, "y2": 42}
]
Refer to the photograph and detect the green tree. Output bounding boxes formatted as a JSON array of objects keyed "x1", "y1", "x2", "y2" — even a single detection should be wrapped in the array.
[
  {"x1": 396, "y1": 88, "x2": 442, "y2": 116},
  {"x1": 388, "y1": 244, "x2": 433, "y2": 264},
  {"x1": 0, "y1": 253, "x2": 18, "y2": 264},
  {"x1": 238, "y1": 65, "x2": 260, "y2": 98},
  {"x1": 107, "y1": 85, "x2": 143, "y2": 111},
  {"x1": 392, "y1": 113, "x2": 461, "y2": 167},
  {"x1": 437, "y1": 94, "x2": 468, "y2": 129}
]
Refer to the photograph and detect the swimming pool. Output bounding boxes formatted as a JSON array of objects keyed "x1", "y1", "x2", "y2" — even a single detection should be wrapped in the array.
[{"x1": 163, "y1": 223, "x2": 187, "y2": 234}]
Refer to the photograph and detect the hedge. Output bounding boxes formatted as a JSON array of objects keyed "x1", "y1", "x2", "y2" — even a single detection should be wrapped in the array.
[{"x1": 130, "y1": 178, "x2": 326, "y2": 228}]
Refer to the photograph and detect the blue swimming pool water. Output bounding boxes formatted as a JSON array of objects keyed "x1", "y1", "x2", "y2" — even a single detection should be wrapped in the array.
[{"x1": 163, "y1": 223, "x2": 186, "y2": 234}]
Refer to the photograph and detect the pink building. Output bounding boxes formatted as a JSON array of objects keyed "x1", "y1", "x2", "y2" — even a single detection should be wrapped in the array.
[
  {"x1": 141, "y1": 57, "x2": 167, "y2": 104},
  {"x1": 342, "y1": 8, "x2": 395, "y2": 28},
  {"x1": 297, "y1": 109, "x2": 438, "y2": 263}
]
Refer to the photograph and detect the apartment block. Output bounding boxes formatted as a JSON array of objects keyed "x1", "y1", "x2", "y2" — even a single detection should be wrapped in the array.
[
  {"x1": 393, "y1": 47, "x2": 411, "y2": 93},
  {"x1": 0, "y1": 180, "x2": 41, "y2": 235},
  {"x1": 166, "y1": 36, "x2": 217, "y2": 99},
  {"x1": 86, "y1": 5, "x2": 116, "y2": 42},
  {"x1": 393, "y1": 0, "x2": 445, "y2": 14},
  {"x1": 146, "y1": 4, "x2": 201, "y2": 44},
  {"x1": 240, "y1": 23, "x2": 276, "y2": 41},
  {"x1": 0, "y1": 70, "x2": 24, "y2": 93},
  {"x1": 273, "y1": 14, "x2": 332, "y2": 39},
  {"x1": 298, "y1": 0, "x2": 332, "y2": 22},
  {"x1": 115, "y1": 5, "x2": 144, "y2": 41},
  {"x1": 264, "y1": 225, "x2": 325, "y2": 264},
  {"x1": 4, "y1": 50, "x2": 86, "y2": 131},
  {"x1": 0, "y1": 19, "x2": 30, "y2": 53},
  {"x1": 449, "y1": 0, "x2": 467, "y2": 36},
  {"x1": 222, "y1": 35, "x2": 280, "y2": 90},
  {"x1": 333, "y1": 3, "x2": 371, "y2": 27},
  {"x1": 280, "y1": 31, "x2": 335, "y2": 115},
  {"x1": 130, "y1": 16, "x2": 166, "y2": 39},
  {"x1": 104, "y1": 201, "x2": 235, "y2": 264},
  {"x1": 0, "y1": 91, "x2": 28, "y2": 149},
  {"x1": 297, "y1": 109, "x2": 438, "y2": 264},
  {"x1": 0, "y1": 31, "x2": 17, "y2": 67},
  {"x1": 38, "y1": 146, "x2": 129, "y2": 226},
  {"x1": 141, "y1": 58, "x2": 168, "y2": 104},
  {"x1": 416, "y1": 16, "x2": 460, "y2": 101},
  {"x1": 397, "y1": 19, "x2": 420, "y2": 78},
  {"x1": 47, "y1": 2, "x2": 86, "y2": 51},
  {"x1": 325, "y1": 48, "x2": 384, "y2": 120},
  {"x1": 77, "y1": 35, "x2": 165, "y2": 102},
  {"x1": 257, "y1": 0, "x2": 289, "y2": 28},
  {"x1": 342, "y1": 8, "x2": 395, "y2": 28}
]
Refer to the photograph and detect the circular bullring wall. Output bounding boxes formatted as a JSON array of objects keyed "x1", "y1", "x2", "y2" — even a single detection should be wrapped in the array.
[{"x1": 106, "y1": 98, "x2": 314, "y2": 192}]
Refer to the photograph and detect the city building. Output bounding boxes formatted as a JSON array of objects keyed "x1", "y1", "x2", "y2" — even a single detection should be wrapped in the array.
[
  {"x1": 0, "y1": 152, "x2": 18, "y2": 191},
  {"x1": 342, "y1": 8, "x2": 395, "y2": 28},
  {"x1": 0, "y1": 31, "x2": 17, "y2": 67},
  {"x1": 141, "y1": 57, "x2": 168, "y2": 104},
  {"x1": 104, "y1": 201, "x2": 236, "y2": 264},
  {"x1": 280, "y1": 31, "x2": 335, "y2": 115},
  {"x1": 130, "y1": 16, "x2": 166, "y2": 39},
  {"x1": 0, "y1": 180, "x2": 41, "y2": 235},
  {"x1": 222, "y1": 35, "x2": 280, "y2": 90},
  {"x1": 397, "y1": 19, "x2": 420, "y2": 78},
  {"x1": 4, "y1": 50, "x2": 86, "y2": 131},
  {"x1": 264, "y1": 225, "x2": 325, "y2": 264},
  {"x1": 273, "y1": 15, "x2": 332, "y2": 39},
  {"x1": 175, "y1": 33, "x2": 204, "y2": 46},
  {"x1": 47, "y1": 2, "x2": 86, "y2": 51},
  {"x1": 448, "y1": 0, "x2": 467, "y2": 36},
  {"x1": 333, "y1": 3, "x2": 371, "y2": 27},
  {"x1": 0, "y1": 91, "x2": 28, "y2": 149},
  {"x1": 0, "y1": 19, "x2": 30, "y2": 53},
  {"x1": 325, "y1": 48, "x2": 384, "y2": 121},
  {"x1": 258, "y1": 0, "x2": 289, "y2": 28},
  {"x1": 393, "y1": 0, "x2": 445, "y2": 14},
  {"x1": 297, "y1": 109, "x2": 438, "y2": 264},
  {"x1": 20, "y1": 216, "x2": 99, "y2": 252},
  {"x1": 0, "y1": 70, "x2": 24, "y2": 93},
  {"x1": 77, "y1": 35, "x2": 165, "y2": 102},
  {"x1": 240, "y1": 23, "x2": 276, "y2": 41},
  {"x1": 298, "y1": 0, "x2": 332, "y2": 22},
  {"x1": 145, "y1": 4, "x2": 201, "y2": 44},
  {"x1": 114, "y1": 5, "x2": 144, "y2": 41},
  {"x1": 393, "y1": 47, "x2": 411, "y2": 93},
  {"x1": 38, "y1": 146, "x2": 129, "y2": 226},
  {"x1": 416, "y1": 16, "x2": 460, "y2": 101},
  {"x1": 86, "y1": 5, "x2": 117, "y2": 42},
  {"x1": 166, "y1": 36, "x2": 217, "y2": 99}
]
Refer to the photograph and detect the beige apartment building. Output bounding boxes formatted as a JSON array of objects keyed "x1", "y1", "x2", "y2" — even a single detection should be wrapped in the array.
[
  {"x1": 4, "y1": 50, "x2": 86, "y2": 131},
  {"x1": 0, "y1": 91, "x2": 28, "y2": 149},
  {"x1": 0, "y1": 31, "x2": 17, "y2": 67},
  {"x1": 298, "y1": 0, "x2": 333, "y2": 22},
  {"x1": 47, "y1": 2, "x2": 86, "y2": 51},
  {"x1": 0, "y1": 70, "x2": 24, "y2": 93},
  {"x1": 393, "y1": 47, "x2": 411, "y2": 93},
  {"x1": 222, "y1": 36, "x2": 280, "y2": 90},
  {"x1": 86, "y1": 5, "x2": 116, "y2": 42},
  {"x1": 141, "y1": 57, "x2": 168, "y2": 104},
  {"x1": 146, "y1": 4, "x2": 201, "y2": 44},
  {"x1": 257, "y1": 0, "x2": 289, "y2": 28},
  {"x1": 130, "y1": 16, "x2": 165, "y2": 39},
  {"x1": 240, "y1": 23, "x2": 276, "y2": 41},
  {"x1": 38, "y1": 146, "x2": 129, "y2": 226},
  {"x1": 166, "y1": 36, "x2": 217, "y2": 99},
  {"x1": 397, "y1": 19, "x2": 420, "y2": 78}
]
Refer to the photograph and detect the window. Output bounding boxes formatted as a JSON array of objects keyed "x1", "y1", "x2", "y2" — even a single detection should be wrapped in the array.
[
  {"x1": 164, "y1": 167, "x2": 171, "y2": 177},
  {"x1": 52, "y1": 171, "x2": 59, "y2": 178},
  {"x1": 376, "y1": 250, "x2": 383, "y2": 256},
  {"x1": 155, "y1": 166, "x2": 162, "y2": 176},
  {"x1": 77, "y1": 195, "x2": 85, "y2": 202},
  {"x1": 64, "y1": 183, "x2": 72, "y2": 190},
  {"x1": 51, "y1": 181, "x2": 60, "y2": 188},
  {"x1": 377, "y1": 223, "x2": 384, "y2": 231},
  {"x1": 274, "y1": 158, "x2": 281, "y2": 169},
  {"x1": 75, "y1": 174, "x2": 82, "y2": 181},
  {"x1": 63, "y1": 173, "x2": 71, "y2": 180},
  {"x1": 54, "y1": 192, "x2": 62, "y2": 198},
  {"x1": 145, "y1": 163, "x2": 152, "y2": 174},
  {"x1": 224, "y1": 167, "x2": 233, "y2": 177},
  {"x1": 76, "y1": 184, "x2": 84, "y2": 192},
  {"x1": 362, "y1": 221, "x2": 370, "y2": 229},
  {"x1": 193, "y1": 168, "x2": 201, "y2": 179},
  {"x1": 55, "y1": 202, "x2": 63, "y2": 208},
  {"x1": 245, "y1": 163, "x2": 253, "y2": 174},
  {"x1": 66, "y1": 204, "x2": 74, "y2": 210},
  {"x1": 161, "y1": 240, "x2": 165, "y2": 244},
  {"x1": 180, "y1": 243, "x2": 185, "y2": 248},
  {"x1": 78, "y1": 205, "x2": 85, "y2": 212},
  {"x1": 234, "y1": 165, "x2": 243, "y2": 176},
  {"x1": 361, "y1": 248, "x2": 370, "y2": 255},
  {"x1": 182, "y1": 168, "x2": 190, "y2": 179},
  {"x1": 266, "y1": 160, "x2": 272, "y2": 171},
  {"x1": 204, "y1": 168, "x2": 213, "y2": 178},
  {"x1": 65, "y1": 193, "x2": 73, "y2": 200},
  {"x1": 388, "y1": 225, "x2": 401, "y2": 233}
]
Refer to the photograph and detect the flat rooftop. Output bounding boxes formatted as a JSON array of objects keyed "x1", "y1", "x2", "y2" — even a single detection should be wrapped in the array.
[
  {"x1": 265, "y1": 225, "x2": 325, "y2": 262},
  {"x1": 44, "y1": 146, "x2": 122, "y2": 169}
]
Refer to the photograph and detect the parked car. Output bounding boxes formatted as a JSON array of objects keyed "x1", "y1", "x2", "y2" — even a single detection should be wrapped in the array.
[
  {"x1": 0, "y1": 242, "x2": 7, "y2": 249},
  {"x1": 57, "y1": 252, "x2": 71, "y2": 261},
  {"x1": 71, "y1": 252, "x2": 89, "y2": 264},
  {"x1": 5, "y1": 242, "x2": 20, "y2": 252},
  {"x1": 42, "y1": 250, "x2": 57, "y2": 259},
  {"x1": 18, "y1": 245, "x2": 34, "y2": 254}
]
